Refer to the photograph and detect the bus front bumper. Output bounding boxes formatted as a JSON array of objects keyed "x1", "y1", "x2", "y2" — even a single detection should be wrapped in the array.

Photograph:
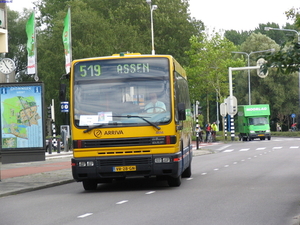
[{"x1": 71, "y1": 153, "x2": 183, "y2": 182}]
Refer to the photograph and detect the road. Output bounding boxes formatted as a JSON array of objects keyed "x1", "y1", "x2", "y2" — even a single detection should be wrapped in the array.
[{"x1": 1, "y1": 137, "x2": 300, "y2": 225}]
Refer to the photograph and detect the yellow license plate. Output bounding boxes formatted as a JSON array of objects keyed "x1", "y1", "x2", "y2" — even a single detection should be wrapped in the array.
[
  {"x1": 113, "y1": 165, "x2": 136, "y2": 172},
  {"x1": 258, "y1": 134, "x2": 264, "y2": 136}
]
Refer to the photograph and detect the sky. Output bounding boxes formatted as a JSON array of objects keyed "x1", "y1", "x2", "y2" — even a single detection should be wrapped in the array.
[{"x1": 8, "y1": 0, "x2": 300, "y2": 32}]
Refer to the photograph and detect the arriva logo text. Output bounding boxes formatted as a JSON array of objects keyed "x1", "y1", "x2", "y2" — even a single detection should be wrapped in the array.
[{"x1": 104, "y1": 130, "x2": 124, "y2": 135}]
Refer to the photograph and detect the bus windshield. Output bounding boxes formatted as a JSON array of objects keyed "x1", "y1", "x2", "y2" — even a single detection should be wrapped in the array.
[{"x1": 73, "y1": 57, "x2": 171, "y2": 127}]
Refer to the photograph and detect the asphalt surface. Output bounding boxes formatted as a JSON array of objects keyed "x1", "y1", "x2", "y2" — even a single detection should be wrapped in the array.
[{"x1": 0, "y1": 143, "x2": 213, "y2": 198}]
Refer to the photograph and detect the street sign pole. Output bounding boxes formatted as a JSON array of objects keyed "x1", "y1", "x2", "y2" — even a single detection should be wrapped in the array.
[
  {"x1": 220, "y1": 102, "x2": 227, "y2": 140},
  {"x1": 228, "y1": 64, "x2": 267, "y2": 141}
]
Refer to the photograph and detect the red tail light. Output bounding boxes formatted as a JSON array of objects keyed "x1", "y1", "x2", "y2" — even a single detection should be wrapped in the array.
[{"x1": 165, "y1": 136, "x2": 171, "y2": 144}]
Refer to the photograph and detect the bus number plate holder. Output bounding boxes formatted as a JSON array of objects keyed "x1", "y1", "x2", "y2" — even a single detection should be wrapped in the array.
[{"x1": 113, "y1": 165, "x2": 136, "y2": 172}]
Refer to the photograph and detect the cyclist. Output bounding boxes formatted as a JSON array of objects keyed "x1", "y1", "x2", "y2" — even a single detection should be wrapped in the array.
[{"x1": 211, "y1": 122, "x2": 218, "y2": 142}]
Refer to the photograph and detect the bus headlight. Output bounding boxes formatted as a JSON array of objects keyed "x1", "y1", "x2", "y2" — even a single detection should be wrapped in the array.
[
  {"x1": 78, "y1": 161, "x2": 94, "y2": 167},
  {"x1": 162, "y1": 158, "x2": 171, "y2": 163},
  {"x1": 155, "y1": 157, "x2": 171, "y2": 163}
]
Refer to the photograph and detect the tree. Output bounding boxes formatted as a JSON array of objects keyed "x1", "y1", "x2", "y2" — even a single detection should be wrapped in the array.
[
  {"x1": 6, "y1": 8, "x2": 31, "y2": 79},
  {"x1": 262, "y1": 7, "x2": 300, "y2": 74},
  {"x1": 20, "y1": 0, "x2": 204, "y2": 128},
  {"x1": 224, "y1": 30, "x2": 251, "y2": 46},
  {"x1": 235, "y1": 32, "x2": 298, "y2": 129},
  {"x1": 185, "y1": 32, "x2": 244, "y2": 123}
]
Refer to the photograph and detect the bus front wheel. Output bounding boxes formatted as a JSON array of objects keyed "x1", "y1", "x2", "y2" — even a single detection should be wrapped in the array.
[
  {"x1": 82, "y1": 180, "x2": 98, "y2": 191},
  {"x1": 167, "y1": 175, "x2": 181, "y2": 187}
]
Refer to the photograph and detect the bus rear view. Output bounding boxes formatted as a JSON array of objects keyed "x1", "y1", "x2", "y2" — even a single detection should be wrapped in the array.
[{"x1": 70, "y1": 53, "x2": 193, "y2": 190}]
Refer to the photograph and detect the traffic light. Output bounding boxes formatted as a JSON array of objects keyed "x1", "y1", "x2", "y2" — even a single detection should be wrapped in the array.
[
  {"x1": 198, "y1": 105, "x2": 202, "y2": 115},
  {"x1": 59, "y1": 84, "x2": 66, "y2": 101},
  {"x1": 47, "y1": 105, "x2": 52, "y2": 119}
]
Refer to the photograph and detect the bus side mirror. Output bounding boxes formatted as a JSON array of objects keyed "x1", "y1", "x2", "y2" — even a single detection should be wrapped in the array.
[{"x1": 178, "y1": 103, "x2": 186, "y2": 121}]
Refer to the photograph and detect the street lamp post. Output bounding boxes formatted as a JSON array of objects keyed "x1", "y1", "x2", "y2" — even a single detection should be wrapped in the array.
[
  {"x1": 265, "y1": 27, "x2": 300, "y2": 116},
  {"x1": 232, "y1": 49, "x2": 274, "y2": 105},
  {"x1": 146, "y1": 0, "x2": 157, "y2": 55}
]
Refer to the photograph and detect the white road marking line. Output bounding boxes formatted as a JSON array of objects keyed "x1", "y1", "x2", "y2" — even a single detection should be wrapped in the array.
[
  {"x1": 273, "y1": 147, "x2": 282, "y2": 149},
  {"x1": 187, "y1": 178, "x2": 193, "y2": 181},
  {"x1": 217, "y1": 145, "x2": 232, "y2": 150},
  {"x1": 214, "y1": 168, "x2": 219, "y2": 171},
  {"x1": 116, "y1": 200, "x2": 128, "y2": 205},
  {"x1": 224, "y1": 165, "x2": 229, "y2": 167},
  {"x1": 201, "y1": 172, "x2": 207, "y2": 175},
  {"x1": 240, "y1": 148, "x2": 250, "y2": 151},
  {"x1": 146, "y1": 191, "x2": 156, "y2": 195},
  {"x1": 223, "y1": 149, "x2": 234, "y2": 153},
  {"x1": 233, "y1": 162, "x2": 237, "y2": 164},
  {"x1": 290, "y1": 146, "x2": 299, "y2": 149},
  {"x1": 256, "y1": 147, "x2": 266, "y2": 150},
  {"x1": 78, "y1": 213, "x2": 93, "y2": 219}
]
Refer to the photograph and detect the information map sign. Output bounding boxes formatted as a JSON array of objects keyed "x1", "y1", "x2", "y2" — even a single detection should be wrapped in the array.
[{"x1": 0, "y1": 83, "x2": 45, "y2": 150}]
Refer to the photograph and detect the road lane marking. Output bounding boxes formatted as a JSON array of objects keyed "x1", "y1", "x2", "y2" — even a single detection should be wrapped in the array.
[
  {"x1": 256, "y1": 147, "x2": 266, "y2": 150},
  {"x1": 146, "y1": 191, "x2": 156, "y2": 195},
  {"x1": 217, "y1": 145, "x2": 232, "y2": 150},
  {"x1": 272, "y1": 147, "x2": 282, "y2": 149},
  {"x1": 223, "y1": 149, "x2": 234, "y2": 153},
  {"x1": 78, "y1": 213, "x2": 93, "y2": 219},
  {"x1": 240, "y1": 148, "x2": 249, "y2": 151},
  {"x1": 116, "y1": 200, "x2": 128, "y2": 205},
  {"x1": 201, "y1": 172, "x2": 207, "y2": 175},
  {"x1": 290, "y1": 146, "x2": 299, "y2": 149}
]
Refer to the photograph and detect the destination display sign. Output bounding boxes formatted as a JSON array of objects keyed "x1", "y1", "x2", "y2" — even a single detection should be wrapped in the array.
[{"x1": 74, "y1": 57, "x2": 168, "y2": 80}]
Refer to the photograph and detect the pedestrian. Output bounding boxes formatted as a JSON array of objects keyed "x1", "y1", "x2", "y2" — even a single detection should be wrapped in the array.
[
  {"x1": 205, "y1": 123, "x2": 211, "y2": 142},
  {"x1": 276, "y1": 123, "x2": 281, "y2": 132},
  {"x1": 291, "y1": 123, "x2": 297, "y2": 131}
]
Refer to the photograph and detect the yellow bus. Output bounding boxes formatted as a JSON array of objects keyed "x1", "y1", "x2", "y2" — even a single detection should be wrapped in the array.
[{"x1": 69, "y1": 53, "x2": 193, "y2": 190}]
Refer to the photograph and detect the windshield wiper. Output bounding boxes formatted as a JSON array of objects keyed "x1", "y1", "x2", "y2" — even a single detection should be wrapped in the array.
[
  {"x1": 114, "y1": 115, "x2": 161, "y2": 130},
  {"x1": 83, "y1": 123, "x2": 105, "y2": 133}
]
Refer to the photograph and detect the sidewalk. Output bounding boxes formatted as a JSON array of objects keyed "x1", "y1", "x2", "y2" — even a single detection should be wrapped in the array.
[
  {"x1": 0, "y1": 143, "x2": 214, "y2": 198},
  {"x1": 0, "y1": 152, "x2": 74, "y2": 197}
]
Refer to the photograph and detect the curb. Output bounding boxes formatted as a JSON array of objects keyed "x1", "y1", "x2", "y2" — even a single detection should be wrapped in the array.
[
  {"x1": 0, "y1": 179, "x2": 75, "y2": 198},
  {"x1": 193, "y1": 148, "x2": 215, "y2": 156}
]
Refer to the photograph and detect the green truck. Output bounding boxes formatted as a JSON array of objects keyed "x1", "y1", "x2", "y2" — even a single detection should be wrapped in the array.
[{"x1": 237, "y1": 104, "x2": 271, "y2": 141}]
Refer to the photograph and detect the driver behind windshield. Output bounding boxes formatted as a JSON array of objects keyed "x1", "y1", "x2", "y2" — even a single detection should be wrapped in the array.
[{"x1": 144, "y1": 93, "x2": 166, "y2": 113}]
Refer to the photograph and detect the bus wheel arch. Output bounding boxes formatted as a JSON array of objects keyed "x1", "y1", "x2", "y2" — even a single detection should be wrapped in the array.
[
  {"x1": 182, "y1": 138, "x2": 192, "y2": 178},
  {"x1": 182, "y1": 163, "x2": 191, "y2": 178}
]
